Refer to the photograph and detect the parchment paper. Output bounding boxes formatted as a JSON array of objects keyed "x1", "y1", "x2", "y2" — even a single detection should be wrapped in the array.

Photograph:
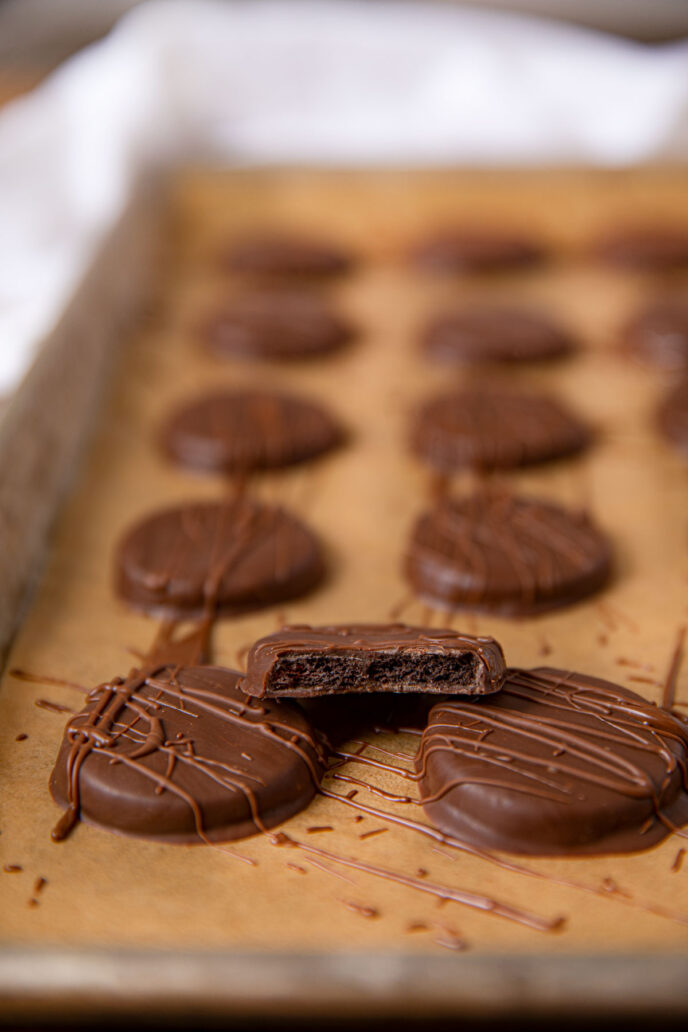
[{"x1": 1, "y1": 170, "x2": 687, "y2": 971}]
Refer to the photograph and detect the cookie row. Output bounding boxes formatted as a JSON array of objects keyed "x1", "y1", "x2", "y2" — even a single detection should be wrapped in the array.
[
  {"x1": 220, "y1": 225, "x2": 688, "y2": 276},
  {"x1": 49, "y1": 622, "x2": 688, "y2": 857}
]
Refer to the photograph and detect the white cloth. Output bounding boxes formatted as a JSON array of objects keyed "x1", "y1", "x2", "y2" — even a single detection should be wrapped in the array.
[{"x1": 1, "y1": 0, "x2": 687, "y2": 395}]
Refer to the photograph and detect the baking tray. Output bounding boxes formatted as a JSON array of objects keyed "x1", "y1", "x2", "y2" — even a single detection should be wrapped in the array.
[{"x1": 1, "y1": 169, "x2": 688, "y2": 1022}]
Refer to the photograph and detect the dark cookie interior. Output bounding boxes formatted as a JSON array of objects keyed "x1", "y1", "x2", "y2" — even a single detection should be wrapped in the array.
[{"x1": 242, "y1": 624, "x2": 505, "y2": 698}]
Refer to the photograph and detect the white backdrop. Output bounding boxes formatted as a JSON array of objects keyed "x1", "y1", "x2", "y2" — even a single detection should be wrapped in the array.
[{"x1": 1, "y1": 0, "x2": 687, "y2": 394}]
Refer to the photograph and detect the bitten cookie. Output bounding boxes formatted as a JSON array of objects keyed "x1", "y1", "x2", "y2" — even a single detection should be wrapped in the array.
[{"x1": 241, "y1": 623, "x2": 506, "y2": 698}]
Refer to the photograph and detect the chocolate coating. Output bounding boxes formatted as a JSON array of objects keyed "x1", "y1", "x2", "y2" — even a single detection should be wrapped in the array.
[
  {"x1": 50, "y1": 664, "x2": 326, "y2": 843},
  {"x1": 411, "y1": 387, "x2": 591, "y2": 473},
  {"x1": 115, "y1": 498, "x2": 324, "y2": 618},
  {"x1": 416, "y1": 667, "x2": 688, "y2": 856},
  {"x1": 161, "y1": 389, "x2": 343, "y2": 474},
  {"x1": 412, "y1": 230, "x2": 544, "y2": 274},
  {"x1": 422, "y1": 305, "x2": 575, "y2": 366},
  {"x1": 203, "y1": 289, "x2": 354, "y2": 362},
  {"x1": 594, "y1": 227, "x2": 688, "y2": 271},
  {"x1": 657, "y1": 378, "x2": 688, "y2": 459},
  {"x1": 223, "y1": 233, "x2": 353, "y2": 278},
  {"x1": 406, "y1": 492, "x2": 612, "y2": 616},
  {"x1": 623, "y1": 299, "x2": 688, "y2": 371},
  {"x1": 241, "y1": 623, "x2": 506, "y2": 698}
]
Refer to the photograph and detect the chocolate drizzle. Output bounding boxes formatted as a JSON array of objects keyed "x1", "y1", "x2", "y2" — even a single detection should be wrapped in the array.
[
  {"x1": 411, "y1": 386, "x2": 591, "y2": 473},
  {"x1": 268, "y1": 832, "x2": 563, "y2": 932},
  {"x1": 161, "y1": 389, "x2": 343, "y2": 475},
  {"x1": 203, "y1": 289, "x2": 354, "y2": 362},
  {"x1": 406, "y1": 492, "x2": 612, "y2": 616},
  {"x1": 115, "y1": 497, "x2": 324, "y2": 618},
  {"x1": 49, "y1": 664, "x2": 326, "y2": 844},
  {"x1": 422, "y1": 305, "x2": 575, "y2": 366},
  {"x1": 416, "y1": 667, "x2": 688, "y2": 856}
]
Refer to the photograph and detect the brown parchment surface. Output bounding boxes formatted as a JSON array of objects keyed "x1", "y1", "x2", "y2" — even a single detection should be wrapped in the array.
[{"x1": 2, "y1": 169, "x2": 688, "y2": 961}]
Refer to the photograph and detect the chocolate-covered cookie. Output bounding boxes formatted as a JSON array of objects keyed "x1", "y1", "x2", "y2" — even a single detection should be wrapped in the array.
[
  {"x1": 657, "y1": 378, "x2": 688, "y2": 459},
  {"x1": 623, "y1": 299, "x2": 688, "y2": 370},
  {"x1": 203, "y1": 289, "x2": 354, "y2": 361},
  {"x1": 416, "y1": 667, "x2": 688, "y2": 856},
  {"x1": 406, "y1": 492, "x2": 612, "y2": 616},
  {"x1": 412, "y1": 230, "x2": 544, "y2": 274},
  {"x1": 115, "y1": 498, "x2": 324, "y2": 617},
  {"x1": 411, "y1": 387, "x2": 591, "y2": 472},
  {"x1": 50, "y1": 664, "x2": 326, "y2": 844},
  {"x1": 594, "y1": 227, "x2": 688, "y2": 271},
  {"x1": 161, "y1": 389, "x2": 343, "y2": 474},
  {"x1": 223, "y1": 233, "x2": 354, "y2": 278},
  {"x1": 422, "y1": 305, "x2": 575, "y2": 365},
  {"x1": 241, "y1": 624, "x2": 506, "y2": 698}
]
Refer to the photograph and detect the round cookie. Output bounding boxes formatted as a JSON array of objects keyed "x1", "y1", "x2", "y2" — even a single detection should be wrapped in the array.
[
  {"x1": 203, "y1": 289, "x2": 354, "y2": 361},
  {"x1": 406, "y1": 492, "x2": 612, "y2": 616},
  {"x1": 223, "y1": 233, "x2": 353, "y2": 278},
  {"x1": 50, "y1": 664, "x2": 326, "y2": 844},
  {"x1": 411, "y1": 387, "x2": 591, "y2": 473},
  {"x1": 115, "y1": 498, "x2": 324, "y2": 618},
  {"x1": 594, "y1": 227, "x2": 688, "y2": 271},
  {"x1": 422, "y1": 304, "x2": 575, "y2": 365},
  {"x1": 161, "y1": 389, "x2": 343, "y2": 474},
  {"x1": 657, "y1": 378, "x2": 688, "y2": 459},
  {"x1": 412, "y1": 229, "x2": 544, "y2": 274},
  {"x1": 622, "y1": 299, "x2": 688, "y2": 370},
  {"x1": 416, "y1": 667, "x2": 688, "y2": 856}
]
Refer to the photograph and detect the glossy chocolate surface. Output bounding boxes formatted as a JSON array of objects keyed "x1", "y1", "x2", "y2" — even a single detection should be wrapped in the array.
[
  {"x1": 50, "y1": 664, "x2": 326, "y2": 843},
  {"x1": 422, "y1": 305, "x2": 575, "y2": 365},
  {"x1": 406, "y1": 492, "x2": 612, "y2": 616},
  {"x1": 416, "y1": 667, "x2": 688, "y2": 856},
  {"x1": 204, "y1": 289, "x2": 354, "y2": 361},
  {"x1": 411, "y1": 387, "x2": 591, "y2": 473},
  {"x1": 115, "y1": 498, "x2": 324, "y2": 618},
  {"x1": 161, "y1": 389, "x2": 343, "y2": 474}
]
